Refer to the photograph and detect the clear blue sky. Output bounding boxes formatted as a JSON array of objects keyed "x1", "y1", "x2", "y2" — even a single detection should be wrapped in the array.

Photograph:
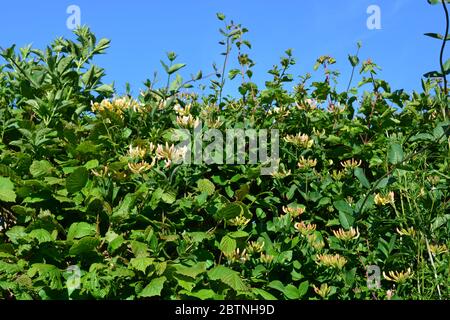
[{"x1": 0, "y1": 0, "x2": 447, "y2": 96}]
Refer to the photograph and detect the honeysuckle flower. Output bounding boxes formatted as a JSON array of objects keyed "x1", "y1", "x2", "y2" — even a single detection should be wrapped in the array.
[
  {"x1": 429, "y1": 244, "x2": 448, "y2": 255},
  {"x1": 332, "y1": 227, "x2": 360, "y2": 241},
  {"x1": 327, "y1": 103, "x2": 345, "y2": 114},
  {"x1": 156, "y1": 143, "x2": 188, "y2": 164},
  {"x1": 374, "y1": 192, "x2": 395, "y2": 206},
  {"x1": 268, "y1": 106, "x2": 290, "y2": 117},
  {"x1": 297, "y1": 156, "x2": 317, "y2": 169},
  {"x1": 307, "y1": 233, "x2": 325, "y2": 250},
  {"x1": 284, "y1": 133, "x2": 314, "y2": 148},
  {"x1": 282, "y1": 206, "x2": 305, "y2": 218},
  {"x1": 296, "y1": 98, "x2": 317, "y2": 110},
  {"x1": 316, "y1": 253, "x2": 347, "y2": 269},
  {"x1": 259, "y1": 252, "x2": 274, "y2": 265},
  {"x1": 340, "y1": 158, "x2": 362, "y2": 170},
  {"x1": 246, "y1": 241, "x2": 265, "y2": 254},
  {"x1": 91, "y1": 96, "x2": 141, "y2": 116},
  {"x1": 313, "y1": 283, "x2": 331, "y2": 298},
  {"x1": 228, "y1": 215, "x2": 251, "y2": 227},
  {"x1": 396, "y1": 227, "x2": 416, "y2": 237},
  {"x1": 127, "y1": 145, "x2": 147, "y2": 159},
  {"x1": 294, "y1": 221, "x2": 317, "y2": 235},
  {"x1": 312, "y1": 127, "x2": 326, "y2": 138},
  {"x1": 224, "y1": 248, "x2": 249, "y2": 264},
  {"x1": 176, "y1": 114, "x2": 201, "y2": 128},
  {"x1": 91, "y1": 166, "x2": 109, "y2": 177},
  {"x1": 127, "y1": 159, "x2": 155, "y2": 174},
  {"x1": 331, "y1": 170, "x2": 345, "y2": 181},
  {"x1": 383, "y1": 268, "x2": 413, "y2": 284},
  {"x1": 174, "y1": 103, "x2": 192, "y2": 116}
]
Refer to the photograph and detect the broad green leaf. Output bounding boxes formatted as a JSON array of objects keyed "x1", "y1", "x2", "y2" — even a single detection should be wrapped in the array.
[
  {"x1": 197, "y1": 179, "x2": 215, "y2": 195},
  {"x1": 208, "y1": 265, "x2": 248, "y2": 291},
  {"x1": 0, "y1": 177, "x2": 16, "y2": 202},
  {"x1": 216, "y1": 202, "x2": 244, "y2": 220},
  {"x1": 388, "y1": 143, "x2": 403, "y2": 165},
  {"x1": 219, "y1": 235, "x2": 236, "y2": 255},
  {"x1": 67, "y1": 222, "x2": 97, "y2": 241},
  {"x1": 130, "y1": 257, "x2": 154, "y2": 273},
  {"x1": 66, "y1": 167, "x2": 88, "y2": 193},
  {"x1": 139, "y1": 276, "x2": 167, "y2": 297},
  {"x1": 29, "y1": 160, "x2": 54, "y2": 178},
  {"x1": 69, "y1": 237, "x2": 100, "y2": 255}
]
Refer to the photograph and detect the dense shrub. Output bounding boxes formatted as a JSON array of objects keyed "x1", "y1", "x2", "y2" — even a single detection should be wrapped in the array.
[{"x1": 0, "y1": 10, "x2": 449, "y2": 300}]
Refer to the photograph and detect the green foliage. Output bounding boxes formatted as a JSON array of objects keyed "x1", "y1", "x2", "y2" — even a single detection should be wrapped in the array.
[{"x1": 0, "y1": 13, "x2": 449, "y2": 301}]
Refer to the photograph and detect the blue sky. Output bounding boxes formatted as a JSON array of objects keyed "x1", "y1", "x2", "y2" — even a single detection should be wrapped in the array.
[{"x1": 0, "y1": 0, "x2": 447, "y2": 96}]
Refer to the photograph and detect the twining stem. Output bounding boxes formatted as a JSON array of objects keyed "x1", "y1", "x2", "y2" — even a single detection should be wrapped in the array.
[
  {"x1": 219, "y1": 35, "x2": 232, "y2": 104},
  {"x1": 440, "y1": 0, "x2": 449, "y2": 96}
]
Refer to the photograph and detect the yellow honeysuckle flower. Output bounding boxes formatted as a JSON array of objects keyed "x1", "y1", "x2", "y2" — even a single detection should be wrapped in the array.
[
  {"x1": 332, "y1": 227, "x2": 360, "y2": 241},
  {"x1": 383, "y1": 268, "x2": 413, "y2": 284},
  {"x1": 316, "y1": 253, "x2": 347, "y2": 269}
]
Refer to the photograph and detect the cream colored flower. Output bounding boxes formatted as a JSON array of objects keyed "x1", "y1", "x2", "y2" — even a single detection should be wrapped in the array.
[
  {"x1": 284, "y1": 133, "x2": 314, "y2": 148},
  {"x1": 313, "y1": 283, "x2": 331, "y2": 298},
  {"x1": 297, "y1": 156, "x2": 317, "y2": 169},
  {"x1": 156, "y1": 143, "x2": 188, "y2": 167},
  {"x1": 128, "y1": 159, "x2": 155, "y2": 174},
  {"x1": 316, "y1": 253, "x2": 347, "y2": 269},
  {"x1": 374, "y1": 192, "x2": 395, "y2": 206},
  {"x1": 224, "y1": 248, "x2": 249, "y2": 264},
  {"x1": 176, "y1": 114, "x2": 201, "y2": 128},
  {"x1": 282, "y1": 206, "x2": 305, "y2": 218},
  {"x1": 228, "y1": 215, "x2": 251, "y2": 227},
  {"x1": 332, "y1": 227, "x2": 360, "y2": 241},
  {"x1": 91, "y1": 166, "x2": 109, "y2": 177},
  {"x1": 307, "y1": 233, "x2": 325, "y2": 250},
  {"x1": 294, "y1": 222, "x2": 317, "y2": 235},
  {"x1": 383, "y1": 268, "x2": 413, "y2": 284},
  {"x1": 331, "y1": 170, "x2": 345, "y2": 181},
  {"x1": 340, "y1": 158, "x2": 362, "y2": 170},
  {"x1": 395, "y1": 227, "x2": 416, "y2": 237},
  {"x1": 259, "y1": 252, "x2": 274, "y2": 265},
  {"x1": 296, "y1": 98, "x2": 317, "y2": 111},
  {"x1": 429, "y1": 244, "x2": 448, "y2": 255},
  {"x1": 127, "y1": 145, "x2": 147, "y2": 159},
  {"x1": 246, "y1": 241, "x2": 265, "y2": 254}
]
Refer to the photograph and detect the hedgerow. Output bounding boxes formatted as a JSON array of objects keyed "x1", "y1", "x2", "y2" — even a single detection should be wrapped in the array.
[{"x1": 0, "y1": 5, "x2": 449, "y2": 300}]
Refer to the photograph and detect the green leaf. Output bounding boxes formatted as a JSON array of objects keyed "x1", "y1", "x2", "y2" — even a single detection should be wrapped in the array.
[
  {"x1": 354, "y1": 168, "x2": 370, "y2": 188},
  {"x1": 130, "y1": 257, "x2": 154, "y2": 273},
  {"x1": 197, "y1": 179, "x2": 215, "y2": 195},
  {"x1": 252, "y1": 288, "x2": 277, "y2": 300},
  {"x1": 174, "y1": 263, "x2": 207, "y2": 278},
  {"x1": 69, "y1": 237, "x2": 100, "y2": 255},
  {"x1": 298, "y1": 280, "x2": 309, "y2": 297},
  {"x1": 0, "y1": 177, "x2": 16, "y2": 202},
  {"x1": 216, "y1": 12, "x2": 226, "y2": 20},
  {"x1": 208, "y1": 265, "x2": 248, "y2": 291},
  {"x1": 283, "y1": 284, "x2": 301, "y2": 299},
  {"x1": 139, "y1": 276, "x2": 167, "y2": 297},
  {"x1": 29, "y1": 160, "x2": 54, "y2": 178},
  {"x1": 388, "y1": 143, "x2": 404, "y2": 165},
  {"x1": 66, "y1": 167, "x2": 88, "y2": 193},
  {"x1": 339, "y1": 211, "x2": 355, "y2": 229},
  {"x1": 67, "y1": 222, "x2": 97, "y2": 241},
  {"x1": 168, "y1": 63, "x2": 186, "y2": 75},
  {"x1": 219, "y1": 235, "x2": 237, "y2": 255},
  {"x1": 216, "y1": 202, "x2": 244, "y2": 220},
  {"x1": 334, "y1": 200, "x2": 353, "y2": 214},
  {"x1": 28, "y1": 229, "x2": 53, "y2": 244}
]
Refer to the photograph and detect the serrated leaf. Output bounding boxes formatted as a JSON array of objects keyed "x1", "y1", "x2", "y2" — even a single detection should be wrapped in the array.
[
  {"x1": 208, "y1": 265, "x2": 248, "y2": 291},
  {"x1": 219, "y1": 235, "x2": 236, "y2": 255},
  {"x1": 139, "y1": 276, "x2": 167, "y2": 297},
  {"x1": 29, "y1": 160, "x2": 54, "y2": 178},
  {"x1": 130, "y1": 257, "x2": 154, "y2": 273},
  {"x1": 197, "y1": 179, "x2": 215, "y2": 195}
]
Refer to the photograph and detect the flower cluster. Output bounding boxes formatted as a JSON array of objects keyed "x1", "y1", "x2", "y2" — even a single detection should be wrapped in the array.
[
  {"x1": 91, "y1": 96, "x2": 142, "y2": 116},
  {"x1": 284, "y1": 133, "x2": 314, "y2": 148},
  {"x1": 374, "y1": 192, "x2": 395, "y2": 206},
  {"x1": 316, "y1": 253, "x2": 347, "y2": 269}
]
